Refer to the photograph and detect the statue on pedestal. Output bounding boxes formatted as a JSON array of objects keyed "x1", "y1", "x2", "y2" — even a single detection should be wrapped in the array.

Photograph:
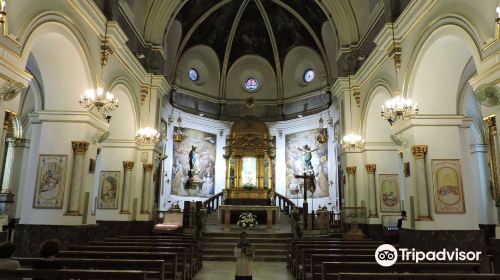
[
  {"x1": 298, "y1": 144, "x2": 317, "y2": 174},
  {"x1": 186, "y1": 145, "x2": 202, "y2": 190}
]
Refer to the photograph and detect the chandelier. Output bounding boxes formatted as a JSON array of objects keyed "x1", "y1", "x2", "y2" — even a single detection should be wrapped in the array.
[
  {"x1": 341, "y1": 75, "x2": 365, "y2": 152},
  {"x1": 136, "y1": 127, "x2": 160, "y2": 144},
  {"x1": 0, "y1": 1, "x2": 6, "y2": 24},
  {"x1": 381, "y1": 6, "x2": 418, "y2": 125},
  {"x1": 173, "y1": 115, "x2": 184, "y2": 142},
  {"x1": 136, "y1": 76, "x2": 160, "y2": 144},
  {"x1": 316, "y1": 116, "x2": 328, "y2": 144},
  {"x1": 79, "y1": 22, "x2": 118, "y2": 114},
  {"x1": 381, "y1": 91, "x2": 419, "y2": 125}
]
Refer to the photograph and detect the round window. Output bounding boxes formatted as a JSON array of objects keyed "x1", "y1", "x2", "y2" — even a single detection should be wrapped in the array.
[
  {"x1": 304, "y1": 69, "x2": 315, "y2": 83},
  {"x1": 187, "y1": 68, "x2": 199, "y2": 81},
  {"x1": 243, "y1": 77, "x2": 260, "y2": 92}
]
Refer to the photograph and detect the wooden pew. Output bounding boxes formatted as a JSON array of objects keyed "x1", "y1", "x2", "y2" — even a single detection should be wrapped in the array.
[
  {"x1": 321, "y1": 262, "x2": 482, "y2": 280},
  {"x1": 88, "y1": 240, "x2": 200, "y2": 273},
  {"x1": 67, "y1": 245, "x2": 191, "y2": 279},
  {"x1": 58, "y1": 251, "x2": 179, "y2": 280},
  {"x1": 0, "y1": 268, "x2": 149, "y2": 279},
  {"x1": 306, "y1": 254, "x2": 376, "y2": 280},
  {"x1": 103, "y1": 237, "x2": 203, "y2": 270},
  {"x1": 14, "y1": 257, "x2": 165, "y2": 280},
  {"x1": 337, "y1": 272, "x2": 500, "y2": 280}
]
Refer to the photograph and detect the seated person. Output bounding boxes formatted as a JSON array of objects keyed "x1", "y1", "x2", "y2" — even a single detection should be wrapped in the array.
[
  {"x1": 32, "y1": 239, "x2": 63, "y2": 273},
  {"x1": 397, "y1": 210, "x2": 407, "y2": 229},
  {"x1": 0, "y1": 241, "x2": 20, "y2": 269}
]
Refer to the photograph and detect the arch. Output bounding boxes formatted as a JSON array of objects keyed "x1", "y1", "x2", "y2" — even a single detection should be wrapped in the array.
[
  {"x1": 106, "y1": 81, "x2": 138, "y2": 140},
  {"x1": 282, "y1": 46, "x2": 327, "y2": 99},
  {"x1": 19, "y1": 19, "x2": 96, "y2": 111},
  {"x1": 403, "y1": 16, "x2": 483, "y2": 102},
  {"x1": 362, "y1": 85, "x2": 393, "y2": 143},
  {"x1": 163, "y1": 19, "x2": 182, "y2": 80},
  {"x1": 176, "y1": 45, "x2": 220, "y2": 98},
  {"x1": 226, "y1": 55, "x2": 277, "y2": 101},
  {"x1": 321, "y1": 22, "x2": 340, "y2": 79},
  {"x1": 107, "y1": 76, "x2": 141, "y2": 131},
  {"x1": 405, "y1": 22, "x2": 482, "y2": 115}
]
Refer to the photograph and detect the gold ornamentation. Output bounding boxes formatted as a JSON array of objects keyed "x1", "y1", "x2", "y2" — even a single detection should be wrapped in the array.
[
  {"x1": 140, "y1": 85, "x2": 150, "y2": 104},
  {"x1": 346, "y1": 166, "x2": 356, "y2": 175},
  {"x1": 71, "y1": 141, "x2": 89, "y2": 155},
  {"x1": 143, "y1": 163, "x2": 153, "y2": 172},
  {"x1": 484, "y1": 115, "x2": 497, "y2": 135},
  {"x1": 365, "y1": 164, "x2": 376, "y2": 174},
  {"x1": 411, "y1": 145, "x2": 428, "y2": 159},
  {"x1": 388, "y1": 46, "x2": 402, "y2": 71},
  {"x1": 123, "y1": 161, "x2": 135, "y2": 170}
]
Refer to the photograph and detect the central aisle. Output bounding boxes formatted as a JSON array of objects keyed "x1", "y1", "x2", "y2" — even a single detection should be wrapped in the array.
[{"x1": 193, "y1": 261, "x2": 295, "y2": 280}]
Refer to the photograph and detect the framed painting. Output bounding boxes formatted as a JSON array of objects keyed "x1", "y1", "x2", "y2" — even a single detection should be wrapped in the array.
[
  {"x1": 432, "y1": 159, "x2": 465, "y2": 214},
  {"x1": 33, "y1": 155, "x2": 68, "y2": 209},
  {"x1": 379, "y1": 174, "x2": 401, "y2": 213},
  {"x1": 98, "y1": 171, "x2": 120, "y2": 209}
]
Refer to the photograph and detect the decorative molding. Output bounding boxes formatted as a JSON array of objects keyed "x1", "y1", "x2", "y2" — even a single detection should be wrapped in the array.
[
  {"x1": 143, "y1": 163, "x2": 153, "y2": 172},
  {"x1": 346, "y1": 166, "x2": 357, "y2": 175},
  {"x1": 123, "y1": 161, "x2": 135, "y2": 170},
  {"x1": 365, "y1": 164, "x2": 376, "y2": 174},
  {"x1": 411, "y1": 145, "x2": 428, "y2": 159}
]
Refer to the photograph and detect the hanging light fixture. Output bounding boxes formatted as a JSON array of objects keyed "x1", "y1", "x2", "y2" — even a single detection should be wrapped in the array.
[
  {"x1": 0, "y1": 1, "x2": 7, "y2": 24},
  {"x1": 380, "y1": 4, "x2": 418, "y2": 125},
  {"x1": 136, "y1": 76, "x2": 160, "y2": 144},
  {"x1": 173, "y1": 114, "x2": 184, "y2": 143},
  {"x1": 79, "y1": 22, "x2": 118, "y2": 114},
  {"x1": 316, "y1": 116, "x2": 328, "y2": 144},
  {"x1": 341, "y1": 75, "x2": 365, "y2": 152}
]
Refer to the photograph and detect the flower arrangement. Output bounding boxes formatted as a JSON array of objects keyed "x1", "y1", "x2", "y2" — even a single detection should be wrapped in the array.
[{"x1": 237, "y1": 212, "x2": 258, "y2": 229}]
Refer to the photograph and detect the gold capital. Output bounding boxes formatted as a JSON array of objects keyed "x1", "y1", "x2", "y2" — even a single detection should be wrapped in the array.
[
  {"x1": 123, "y1": 161, "x2": 135, "y2": 170},
  {"x1": 71, "y1": 141, "x2": 89, "y2": 155},
  {"x1": 346, "y1": 166, "x2": 356, "y2": 175},
  {"x1": 143, "y1": 163, "x2": 153, "y2": 172},
  {"x1": 365, "y1": 164, "x2": 376, "y2": 174},
  {"x1": 411, "y1": 145, "x2": 428, "y2": 159},
  {"x1": 484, "y1": 115, "x2": 497, "y2": 135}
]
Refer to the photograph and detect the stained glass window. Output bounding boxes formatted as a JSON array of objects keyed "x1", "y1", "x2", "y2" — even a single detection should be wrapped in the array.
[
  {"x1": 304, "y1": 69, "x2": 315, "y2": 83},
  {"x1": 187, "y1": 68, "x2": 199, "y2": 81},
  {"x1": 244, "y1": 77, "x2": 259, "y2": 92}
]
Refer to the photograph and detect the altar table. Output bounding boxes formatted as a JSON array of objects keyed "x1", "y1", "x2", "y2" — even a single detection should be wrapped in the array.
[{"x1": 219, "y1": 205, "x2": 280, "y2": 230}]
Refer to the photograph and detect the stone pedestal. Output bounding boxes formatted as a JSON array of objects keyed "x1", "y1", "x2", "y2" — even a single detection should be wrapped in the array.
[{"x1": 67, "y1": 141, "x2": 89, "y2": 215}]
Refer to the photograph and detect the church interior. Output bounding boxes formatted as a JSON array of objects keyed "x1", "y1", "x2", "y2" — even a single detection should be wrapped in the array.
[{"x1": 0, "y1": 0, "x2": 499, "y2": 279}]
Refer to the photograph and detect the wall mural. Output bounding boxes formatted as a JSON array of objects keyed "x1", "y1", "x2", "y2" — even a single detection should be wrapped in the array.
[
  {"x1": 379, "y1": 174, "x2": 401, "y2": 213},
  {"x1": 432, "y1": 159, "x2": 465, "y2": 214},
  {"x1": 97, "y1": 171, "x2": 120, "y2": 209},
  {"x1": 33, "y1": 155, "x2": 67, "y2": 209},
  {"x1": 171, "y1": 128, "x2": 216, "y2": 197},
  {"x1": 285, "y1": 129, "x2": 329, "y2": 198}
]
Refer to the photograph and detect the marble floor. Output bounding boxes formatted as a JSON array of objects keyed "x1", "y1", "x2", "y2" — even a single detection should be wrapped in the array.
[{"x1": 193, "y1": 261, "x2": 295, "y2": 280}]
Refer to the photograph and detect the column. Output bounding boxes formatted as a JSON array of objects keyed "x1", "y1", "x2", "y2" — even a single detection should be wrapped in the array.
[
  {"x1": 268, "y1": 157, "x2": 274, "y2": 190},
  {"x1": 346, "y1": 166, "x2": 357, "y2": 207},
  {"x1": 485, "y1": 116, "x2": 499, "y2": 199},
  {"x1": 411, "y1": 145, "x2": 431, "y2": 220},
  {"x1": 141, "y1": 163, "x2": 153, "y2": 214},
  {"x1": 0, "y1": 138, "x2": 15, "y2": 193},
  {"x1": 365, "y1": 164, "x2": 377, "y2": 217},
  {"x1": 66, "y1": 141, "x2": 89, "y2": 215},
  {"x1": 121, "y1": 161, "x2": 135, "y2": 214}
]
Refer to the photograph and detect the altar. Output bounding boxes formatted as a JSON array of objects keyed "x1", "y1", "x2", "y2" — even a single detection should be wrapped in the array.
[{"x1": 220, "y1": 205, "x2": 279, "y2": 230}]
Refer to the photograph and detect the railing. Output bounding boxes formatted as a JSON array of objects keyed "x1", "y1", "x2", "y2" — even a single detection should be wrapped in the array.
[
  {"x1": 202, "y1": 191, "x2": 223, "y2": 214},
  {"x1": 301, "y1": 210, "x2": 341, "y2": 230},
  {"x1": 274, "y1": 192, "x2": 295, "y2": 215}
]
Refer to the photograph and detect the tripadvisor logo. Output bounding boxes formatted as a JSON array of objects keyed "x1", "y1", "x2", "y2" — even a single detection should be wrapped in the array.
[{"x1": 374, "y1": 244, "x2": 482, "y2": 267}]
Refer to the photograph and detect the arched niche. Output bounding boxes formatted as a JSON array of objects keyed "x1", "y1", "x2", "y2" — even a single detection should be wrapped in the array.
[
  {"x1": 407, "y1": 25, "x2": 481, "y2": 114},
  {"x1": 20, "y1": 22, "x2": 93, "y2": 111},
  {"x1": 164, "y1": 19, "x2": 182, "y2": 79},
  {"x1": 107, "y1": 82, "x2": 138, "y2": 140},
  {"x1": 283, "y1": 46, "x2": 327, "y2": 98},
  {"x1": 226, "y1": 55, "x2": 276, "y2": 100},
  {"x1": 176, "y1": 45, "x2": 220, "y2": 98},
  {"x1": 363, "y1": 86, "x2": 393, "y2": 143}
]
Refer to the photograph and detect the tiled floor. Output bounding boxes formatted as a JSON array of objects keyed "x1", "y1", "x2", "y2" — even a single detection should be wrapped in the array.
[{"x1": 193, "y1": 261, "x2": 295, "y2": 280}]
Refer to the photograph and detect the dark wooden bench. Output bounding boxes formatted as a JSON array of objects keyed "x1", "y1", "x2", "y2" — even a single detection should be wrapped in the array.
[
  {"x1": 0, "y1": 268, "x2": 149, "y2": 279},
  {"x1": 88, "y1": 241, "x2": 200, "y2": 272},
  {"x1": 305, "y1": 255, "x2": 376, "y2": 280},
  {"x1": 337, "y1": 272, "x2": 500, "y2": 280},
  {"x1": 58, "y1": 251, "x2": 179, "y2": 280},
  {"x1": 14, "y1": 257, "x2": 164, "y2": 280},
  {"x1": 67, "y1": 245, "x2": 190, "y2": 280},
  {"x1": 322, "y1": 262, "x2": 482, "y2": 280}
]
